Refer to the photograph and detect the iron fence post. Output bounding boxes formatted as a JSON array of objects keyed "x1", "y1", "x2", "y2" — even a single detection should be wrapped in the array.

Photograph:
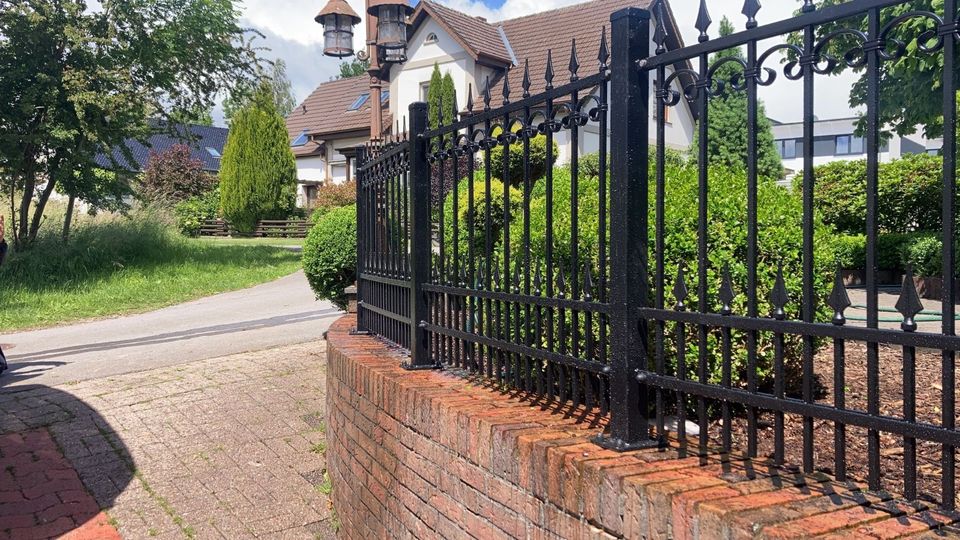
[
  {"x1": 354, "y1": 145, "x2": 367, "y2": 334},
  {"x1": 593, "y1": 6, "x2": 657, "y2": 451},
  {"x1": 406, "y1": 102, "x2": 435, "y2": 369}
]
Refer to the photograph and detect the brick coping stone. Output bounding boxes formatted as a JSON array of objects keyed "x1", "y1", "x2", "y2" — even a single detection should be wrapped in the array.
[{"x1": 326, "y1": 315, "x2": 960, "y2": 539}]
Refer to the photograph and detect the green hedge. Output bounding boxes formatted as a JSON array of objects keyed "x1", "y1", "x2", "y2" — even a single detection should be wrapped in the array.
[
  {"x1": 808, "y1": 153, "x2": 946, "y2": 234},
  {"x1": 442, "y1": 160, "x2": 833, "y2": 390},
  {"x1": 302, "y1": 204, "x2": 357, "y2": 310},
  {"x1": 441, "y1": 172, "x2": 522, "y2": 259}
]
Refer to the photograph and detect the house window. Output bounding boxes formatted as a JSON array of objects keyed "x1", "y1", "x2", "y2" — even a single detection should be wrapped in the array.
[
  {"x1": 348, "y1": 93, "x2": 370, "y2": 111},
  {"x1": 835, "y1": 135, "x2": 864, "y2": 155},
  {"x1": 776, "y1": 139, "x2": 797, "y2": 159},
  {"x1": 381, "y1": 90, "x2": 390, "y2": 104},
  {"x1": 425, "y1": 33, "x2": 438, "y2": 44},
  {"x1": 205, "y1": 147, "x2": 221, "y2": 158},
  {"x1": 304, "y1": 185, "x2": 318, "y2": 204},
  {"x1": 291, "y1": 129, "x2": 309, "y2": 147},
  {"x1": 420, "y1": 82, "x2": 430, "y2": 102}
]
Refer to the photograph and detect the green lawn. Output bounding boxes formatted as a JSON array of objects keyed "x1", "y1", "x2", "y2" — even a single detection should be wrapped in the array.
[{"x1": 0, "y1": 226, "x2": 302, "y2": 332}]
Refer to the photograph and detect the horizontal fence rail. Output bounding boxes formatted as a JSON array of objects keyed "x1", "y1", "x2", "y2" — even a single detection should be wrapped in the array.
[{"x1": 354, "y1": 0, "x2": 960, "y2": 513}]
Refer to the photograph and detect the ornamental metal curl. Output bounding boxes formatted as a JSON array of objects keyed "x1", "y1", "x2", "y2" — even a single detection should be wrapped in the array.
[
  {"x1": 878, "y1": 11, "x2": 944, "y2": 58},
  {"x1": 756, "y1": 43, "x2": 803, "y2": 84},
  {"x1": 812, "y1": 28, "x2": 869, "y2": 73},
  {"x1": 707, "y1": 56, "x2": 747, "y2": 96},
  {"x1": 660, "y1": 68, "x2": 701, "y2": 106}
]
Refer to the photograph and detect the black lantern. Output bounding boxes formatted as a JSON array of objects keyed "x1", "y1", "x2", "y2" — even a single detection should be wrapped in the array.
[
  {"x1": 367, "y1": 0, "x2": 413, "y2": 54},
  {"x1": 316, "y1": 0, "x2": 361, "y2": 58}
]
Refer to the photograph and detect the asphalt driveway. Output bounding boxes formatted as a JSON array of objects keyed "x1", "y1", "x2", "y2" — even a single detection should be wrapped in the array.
[{"x1": 0, "y1": 271, "x2": 341, "y2": 388}]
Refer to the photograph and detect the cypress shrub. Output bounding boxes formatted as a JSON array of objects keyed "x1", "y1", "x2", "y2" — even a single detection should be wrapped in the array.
[{"x1": 220, "y1": 82, "x2": 298, "y2": 233}]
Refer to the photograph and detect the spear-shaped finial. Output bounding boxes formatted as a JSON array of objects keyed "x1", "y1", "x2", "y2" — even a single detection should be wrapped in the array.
[
  {"x1": 482, "y1": 76, "x2": 491, "y2": 111},
  {"x1": 502, "y1": 70, "x2": 510, "y2": 105},
  {"x1": 696, "y1": 0, "x2": 712, "y2": 43},
  {"x1": 770, "y1": 262, "x2": 789, "y2": 320},
  {"x1": 719, "y1": 264, "x2": 735, "y2": 315},
  {"x1": 450, "y1": 88, "x2": 458, "y2": 124},
  {"x1": 568, "y1": 39, "x2": 580, "y2": 81},
  {"x1": 896, "y1": 267, "x2": 924, "y2": 333},
  {"x1": 673, "y1": 267, "x2": 688, "y2": 311},
  {"x1": 742, "y1": 0, "x2": 761, "y2": 29},
  {"x1": 652, "y1": 0, "x2": 668, "y2": 54},
  {"x1": 801, "y1": 0, "x2": 815, "y2": 13},
  {"x1": 522, "y1": 59, "x2": 531, "y2": 98},
  {"x1": 545, "y1": 49, "x2": 555, "y2": 90},
  {"x1": 583, "y1": 264, "x2": 594, "y2": 302},
  {"x1": 466, "y1": 83, "x2": 474, "y2": 113},
  {"x1": 827, "y1": 267, "x2": 851, "y2": 326},
  {"x1": 598, "y1": 26, "x2": 609, "y2": 71}
]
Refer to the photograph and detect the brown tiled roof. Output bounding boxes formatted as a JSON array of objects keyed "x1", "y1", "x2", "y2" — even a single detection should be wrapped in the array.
[
  {"x1": 285, "y1": 75, "x2": 389, "y2": 156},
  {"x1": 410, "y1": 1, "x2": 512, "y2": 65},
  {"x1": 496, "y1": 0, "x2": 652, "y2": 97}
]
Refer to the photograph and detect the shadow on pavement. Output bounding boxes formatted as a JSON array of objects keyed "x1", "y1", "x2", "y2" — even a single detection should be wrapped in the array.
[
  {"x1": 6, "y1": 307, "x2": 341, "y2": 363},
  {"x1": 0, "y1": 369, "x2": 133, "y2": 539}
]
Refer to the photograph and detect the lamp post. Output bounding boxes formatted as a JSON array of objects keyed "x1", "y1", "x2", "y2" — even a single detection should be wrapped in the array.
[{"x1": 316, "y1": 0, "x2": 413, "y2": 141}]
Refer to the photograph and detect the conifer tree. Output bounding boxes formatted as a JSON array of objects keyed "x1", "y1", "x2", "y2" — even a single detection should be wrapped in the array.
[
  {"x1": 427, "y1": 64, "x2": 445, "y2": 129},
  {"x1": 220, "y1": 82, "x2": 298, "y2": 232},
  {"x1": 691, "y1": 17, "x2": 782, "y2": 180}
]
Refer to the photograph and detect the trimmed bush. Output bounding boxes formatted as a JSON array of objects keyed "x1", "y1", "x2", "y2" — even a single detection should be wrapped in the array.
[
  {"x1": 832, "y1": 234, "x2": 866, "y2": 269},
  {"x1": 140, "y1": 144, "x2": 215, "y2": 203},
  {"x1": 903, "y1": 234, "x2": 944, "y2": 277},
  {"x1": 808, "y1": 153, "x2": 947, "y2": 234},
  {"x1": 441, "y1": 172, "x2": 522, "y2": 260},
  {"x1": 488, "y1": 134, "x2": 558, "y2": 189},
  {"x1": 303, "y1": 204, "x2": 357, "y2": 310},
  {"x1": 174, "y1": 187, "x2": 220, "y2": 237}
]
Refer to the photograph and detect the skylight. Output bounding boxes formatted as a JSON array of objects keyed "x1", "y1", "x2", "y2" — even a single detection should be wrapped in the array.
[
  {"x1": 291, "y1": 129, "x2": 309, "y2": 147},
  {"x1": 348, "y1": 93, "x2": 370, "y2": 111},
  {"x1": 205, "y1": 147, "x2": 221, "y2": 158}
]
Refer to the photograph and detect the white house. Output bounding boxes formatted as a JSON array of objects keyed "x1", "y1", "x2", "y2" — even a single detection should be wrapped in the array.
[
  {"x1": 287, "y1": 0, "x2": 697, "y2": 206},
  {"x1": 771, "y1": 116, "x2": 944, "y2": 179}
]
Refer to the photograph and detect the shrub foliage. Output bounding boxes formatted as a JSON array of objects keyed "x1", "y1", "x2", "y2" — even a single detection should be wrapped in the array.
[
  {"x1": 303, "y1": 204, "x2": 357, "y2": 310},
  {"x1": 174, "y1": 187, "x2": 221, "y2": 237},
  {"x1": 140, "y1": 144, "x2": 215, "y2": 203}
]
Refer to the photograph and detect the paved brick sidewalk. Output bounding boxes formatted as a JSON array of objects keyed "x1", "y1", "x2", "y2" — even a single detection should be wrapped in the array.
[{"x1": 0, "y1": 341, "x2": 335, "y2": 539}]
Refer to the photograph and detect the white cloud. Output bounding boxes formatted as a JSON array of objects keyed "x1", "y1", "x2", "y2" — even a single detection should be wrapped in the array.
[{"x1": 240, "y1": 0, "x2": 368, "y2": 46}]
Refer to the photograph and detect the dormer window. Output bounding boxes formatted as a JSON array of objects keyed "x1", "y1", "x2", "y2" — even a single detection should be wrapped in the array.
[
  {"x1": 425, "y1": 32, "x2": 438, "y2": 44},
  {"x1": 205, "y1": 147, "x2": 222, "y2": 159}
]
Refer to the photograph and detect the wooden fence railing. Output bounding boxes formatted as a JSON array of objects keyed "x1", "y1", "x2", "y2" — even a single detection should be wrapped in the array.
[{"x1": 199, "y1": 219, "x2": 308, "y2": 238}]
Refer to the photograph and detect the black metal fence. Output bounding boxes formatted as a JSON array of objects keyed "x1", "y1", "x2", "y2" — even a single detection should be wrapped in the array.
[{"x1": 355, "y1": 0, "x2": 960, "y2": 510}]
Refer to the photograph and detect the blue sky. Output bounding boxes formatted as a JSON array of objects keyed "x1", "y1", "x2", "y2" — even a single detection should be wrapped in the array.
[{"x1": 228, "y1": 0, "x2": 858, "y2": 126}]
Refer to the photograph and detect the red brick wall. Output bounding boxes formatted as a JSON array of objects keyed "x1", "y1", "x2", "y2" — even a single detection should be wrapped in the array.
[{"x1": 326, "y1": 315, "x2": 958, "y2": 539}]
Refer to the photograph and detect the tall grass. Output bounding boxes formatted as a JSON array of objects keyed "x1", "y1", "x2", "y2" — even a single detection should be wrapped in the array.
[{"x1": 0, "y1": 210, "x2": 302, "y2": 331}]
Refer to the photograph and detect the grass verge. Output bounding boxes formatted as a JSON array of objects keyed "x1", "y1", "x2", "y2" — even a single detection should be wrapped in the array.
[{"x1": 0, "y1": 212, "x2": 302, "y2": 332}]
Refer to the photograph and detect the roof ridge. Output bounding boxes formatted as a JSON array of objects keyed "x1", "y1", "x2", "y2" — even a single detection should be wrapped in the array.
[{"x1": 496, "y1": 0, "x2": 620, "y2": 24}]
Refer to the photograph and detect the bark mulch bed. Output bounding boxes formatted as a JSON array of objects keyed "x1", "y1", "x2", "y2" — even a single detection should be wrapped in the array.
[{"x1": 707, "y1": 342, "x2": 958, "y2": 508}]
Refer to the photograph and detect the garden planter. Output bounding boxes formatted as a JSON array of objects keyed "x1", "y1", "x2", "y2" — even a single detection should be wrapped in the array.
[
  {"x1": 842, "y1": 269, "x2": 901, "y2": 287},
  {"x1": 912, "y1": 276, "x2": 960, "y2": 300}
]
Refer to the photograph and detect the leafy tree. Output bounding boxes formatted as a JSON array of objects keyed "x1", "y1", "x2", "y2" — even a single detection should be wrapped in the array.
[
  {"x1": 140, "y1": 144, "x2": 215, "y2": 203},
  {"x1": 168, "y1": 106, "x2": 215, "y2": 127},
  {"x1": 806, "y1": 0, "x2": 957, "y2": 139},
  {"x1": 337, "y1": 58, "x2": 369, "y2": 79},
  {"x1": 691, "y1": 17, "x2": 782, "y2": 180},
  {"x1": 223, "y1": 59, "x2": 297, "y2": 123},
  {"x1": 219, "y1": 82, "x2": 298, "y2": 232},
  {"x1": 0, "y1": 0, "x2": 259, "y2": 250}
]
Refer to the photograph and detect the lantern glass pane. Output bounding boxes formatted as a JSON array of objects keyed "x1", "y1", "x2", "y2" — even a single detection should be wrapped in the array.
[
  {"x1": 323, "y1": 14, "x2": 354, "y2": 56},
  {"x1": 377, "y1": 5, "x2": 405, "y2": 49}
]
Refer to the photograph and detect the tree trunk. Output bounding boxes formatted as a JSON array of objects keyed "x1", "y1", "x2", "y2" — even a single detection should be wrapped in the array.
[
  {"x1": 62, "y1": 194, "x2": 76, "y2": 241},
  {"x1": 27, "y1": 176, "x2": 57, "y2": 244}
]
